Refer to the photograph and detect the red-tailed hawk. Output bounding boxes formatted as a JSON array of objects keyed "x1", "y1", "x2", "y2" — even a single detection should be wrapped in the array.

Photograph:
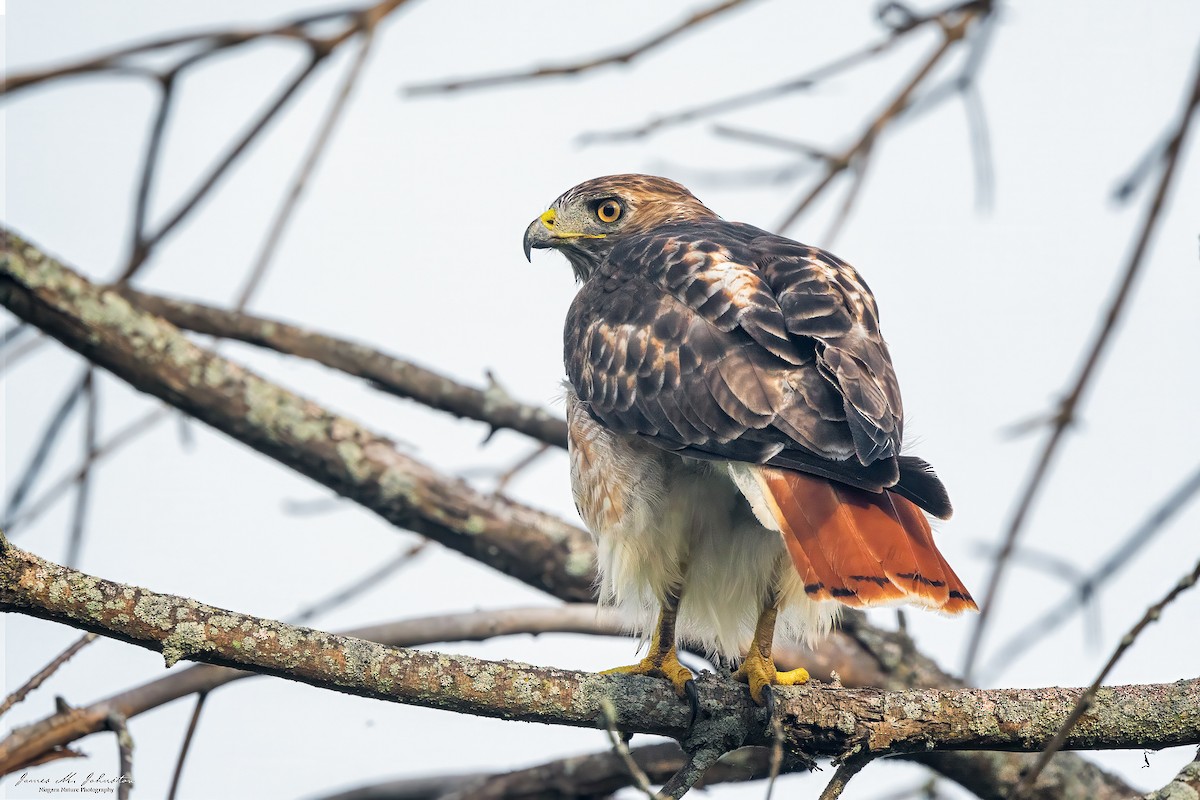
[{"x1": 523, "y1": 174, "x2": 975, "y2": 706}]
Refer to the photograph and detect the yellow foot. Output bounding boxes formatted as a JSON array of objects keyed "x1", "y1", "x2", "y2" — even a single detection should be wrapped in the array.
[
  {"x1": 733, "y1": 650, "x2": 810, "y2": 706},
  {"x1": 601, "y1": 647, "x2": 694, "y2": 699}
]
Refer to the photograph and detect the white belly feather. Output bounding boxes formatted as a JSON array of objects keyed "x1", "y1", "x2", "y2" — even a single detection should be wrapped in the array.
[{"x1": 567, "y1": 390, "x2": 837, "y2": 658}]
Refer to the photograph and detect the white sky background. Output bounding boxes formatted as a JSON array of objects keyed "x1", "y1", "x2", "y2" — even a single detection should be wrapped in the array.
[{"x1": 3, "y1": 1, "x2": 1199, "y2": 798}]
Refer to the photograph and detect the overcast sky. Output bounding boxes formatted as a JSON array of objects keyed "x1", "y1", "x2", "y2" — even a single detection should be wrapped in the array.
[{"x1": 4, "y1": 2, "x2": 1200, "y2": 798}]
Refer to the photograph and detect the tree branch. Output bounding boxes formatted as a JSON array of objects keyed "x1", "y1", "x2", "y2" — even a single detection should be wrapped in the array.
[
  {"x1": 3, "y1": 536, "x2": 1197, "y2": 787},
  {"x1": 115, "y1": 287, "x2": 568, "y2": 448},
  {"x1": 0, "y1": 228, "x2": 591, "y2": 600},
  {"x1": 0, "y1": 604, "x2": 625, "y2": 776}
]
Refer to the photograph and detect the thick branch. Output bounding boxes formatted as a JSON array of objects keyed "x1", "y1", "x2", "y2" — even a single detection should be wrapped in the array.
[
  {"x1": 0, "y1": 228, "x2": 591, "y2": 600},
  {"x1": 115, "y1": 287, "x2": 568, "y2": 448},
  {"x1": 2, "y1": 537, "x2": 1197, "y2": 781},
  {"x1": 0, "y1": 604, "x2": 624, "y2": 776}
]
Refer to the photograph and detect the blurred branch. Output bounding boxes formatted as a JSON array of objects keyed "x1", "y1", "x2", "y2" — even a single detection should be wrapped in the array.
[
  {"x1": 116, "y1": 287, "x2": 570, "y2": 448},
  {"x1": 980, "y1": 462, "x2": 1200, "y2": 681},
  {"x1": 287, "y1": 541, "x2": 427, "y2": 625},
  {"x1": 2, "y1": 534, "x2": 1196, "y2": 786},
  {"x1": 4, "y1": 369, "x2": 90, "y2": 520},
  {"x1": 1015, "y1": 552, "x2": 1200, "y2": 794},
  {"x1": 1, "y1": 1, "x2": 413, "y2": 282},
  {"x1": 3, "y1": 408, "x2": 169, "y2": 535},
  {"x1": 65, "y1": 369, "x2": 98, "y2": 567},
  {"x1": 579, "y1": 0, "x2": 985, "y2": 145},
  {"x1": 776, "y1": 4, "x2": 986, "y2": 233},
  {"x1": 1, "y1": 229, "x2": 593, "y2": 600},
  {"x1": 0, "y1": 632, "x2": 97, "y2": 720},
  {"x1": 322, "y1": 743, "x2": 778, "y2": 800},
  {"x1": 233, "y1": 24, "x2": 378, "y2": 310},
  {"x1": 962, "y1": 42, "x2": 1200, "y2": 681},
  {"x1": 105, "y1": 712, "x2": 134, "y2": 800},
  {"x1": 405, "y1": 0, "x2": 756, "y2": 96},
  {"x1": 165, "y1": 692, "x2": 206, "y2": 800}
]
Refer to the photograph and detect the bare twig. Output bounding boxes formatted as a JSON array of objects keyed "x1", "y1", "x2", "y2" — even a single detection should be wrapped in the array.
[
  {"x1": 233, "y1": 26, "x2": 378, "y2": 310},
  {"x1": 105, "y1": 711, "x2": 134, "y2": 800},
  {"x1": 166, "y1": 692, "x2": 207, "y2": 800},
  {"x1": 817, "y1": 754, "x2": 872, "y2": 800},
  {"x1": 405, "y1": 0, "x2": 755, "y2": 96},
  {"x1": 599, "y1": 696, "x2": 660, "y2": 799},
  {"x1": 117, "y1": 287, "x2": 569, "y2": 448},
  {"x1": 288, "y1": 541, "x2": 428, "y2": 625},
  {"x1": 980, "y1": 462, "x2": 1200, "y2": 681},
  {"x1": 963, "y1": 43, "x2": 1200, "y2": 681},
  {"x1": 776, "y1": 6, "x2": 983, "y2": 233},
  {"x1": 578, "y1": 2, "x2": 970, "y2": 145},
  {"x1": 0, "y1": 330, "x2": 48, "y2": 375},
  {"x1": 4, "y1": 368, "x2": 90, "y2": 520},
  {"x1": 3, "y1": 408, "x2": 169, "y2": 534},
  {"x1": 65, "y1": 369, "x2": 98, "y2": 567},
  {"x1": 1016, "y1": 552, "x2": 1200, "y2": 794},
  {"x1": 491, "y1": 444, "x2": 553, "y2": 495},
  {"x1": 0, "y1": 632, "x2": 97, "y2": 719}
]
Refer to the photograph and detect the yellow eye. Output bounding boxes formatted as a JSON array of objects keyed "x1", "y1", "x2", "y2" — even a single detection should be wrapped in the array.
[{"x1": 596, "y1": 199, "x2": 622, "y2": 223}]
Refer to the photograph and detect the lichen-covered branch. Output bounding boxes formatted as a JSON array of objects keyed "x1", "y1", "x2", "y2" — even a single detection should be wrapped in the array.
[
  {"x1": 2, "y1": 536, "x2": 1197, "y2": 784},
  {"x1": 0, "y1": 604, "x2": 625, "y2": 776},
  {"x1": 0, "y1": 228, "x2": 592, "y2": 600},
  {"x1": 115, "y1": 287, "x2": 568, "y2": 448}
]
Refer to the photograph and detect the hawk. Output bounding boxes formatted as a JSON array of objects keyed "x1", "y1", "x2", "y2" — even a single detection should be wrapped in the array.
[{"x1": 523, "y1": 174, "x2": 975, "y2": 706}]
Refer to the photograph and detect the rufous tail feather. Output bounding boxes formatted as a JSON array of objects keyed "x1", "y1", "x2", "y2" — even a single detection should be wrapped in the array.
[{"x1": 760, "y1": 467, "x2": 976, "y2": 614}]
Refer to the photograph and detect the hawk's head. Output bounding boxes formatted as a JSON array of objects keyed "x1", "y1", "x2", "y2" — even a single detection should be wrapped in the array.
[{"x1": 523, "y1": 174, "x2": 717, "y2": 280}]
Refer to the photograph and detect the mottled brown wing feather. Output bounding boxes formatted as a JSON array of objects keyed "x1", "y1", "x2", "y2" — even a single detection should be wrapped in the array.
[{"x1": 565, "y1": 219, "x2": 948, "y2": 515}]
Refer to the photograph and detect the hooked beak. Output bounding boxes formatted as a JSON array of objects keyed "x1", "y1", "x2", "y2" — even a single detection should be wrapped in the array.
[
  {"x1": 522, "y1": 208, "x2": 557, "y2": 262},
  {"x1": 522, "y1": 207, "x2": 606, "y2": 262}
]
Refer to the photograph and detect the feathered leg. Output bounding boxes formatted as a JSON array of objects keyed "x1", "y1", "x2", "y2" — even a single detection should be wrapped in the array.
[
  {"x1": 601, "y1": 588, "x2": 695, "y2": 699},
  {"x1": 733, "y1": 589, "x2": 810, "y2": 706}
]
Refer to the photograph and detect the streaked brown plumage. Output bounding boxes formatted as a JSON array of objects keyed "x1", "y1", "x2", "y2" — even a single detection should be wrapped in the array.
[{"x1": 524, "y1": 174, "x2": 974, "y2": 704}]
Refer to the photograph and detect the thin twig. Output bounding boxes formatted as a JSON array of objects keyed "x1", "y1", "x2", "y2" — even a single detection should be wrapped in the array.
[
  {"x1": 818, "y1": 754, "x2": 872, "y2": 800},
  {"x1": 0, "y1": 331, "x2": 48, "y2": 375},
  {"x1": 65, "y1": 369, "x2": 97, "y2": 567},
  {"x1": 962, "y1": 43, "x2": 1200, "y2": 681},
  {"x1": 118, "y1": 54, "x2": 323, "y2": 281},
  {"x1": 578, "y1": 2, "x2": 965, "y2": 145},
  {"x1": 124, "y1": 72, "x2": 178, "y2": 277},
  {"x1": 980, "y1": 462, "x2": 1200, "y2": 681},
  {"x1": 491, "y1": 444, "x2": 553, "y2": 496},
  {"x1": 405, "y1": 0, "x2": 755, "y2": 96},
  {"x1": 116, "y1": 287, "x2": 569, "y2": 448},
  {"x1": 599, "y1": 696, "x2": 660, "y2": 799},
  {"x1": 823, "y1": 155, "x2": 872, "y2": 246},
  {"x1": 105, "y1": 711, "x2": 134, "y2": 800},
  {"x1": 166, "y1": 692, "x2": 207, "y2": 800},
  {"x1": 233, "y1": 26, "x2": 378, "y2": 311},
  {"x1": 4, "y1": 407, "x2": 169, "y2": 534},
  {"x1": 5, "y1": 369, "x2": 90, "y2": 520},
  {"x1": 1015, "y1": 552, "x2": 1200, "y2": 794},
  {"x1": 288, "y1": 541, "x2": 427, "y2": 625},
  {"x1": 0, "y1": 632, "x2": 97, "y2": 719},
  {"x1": 776, "y1": 6, "x2": 983, "y2": 233}
]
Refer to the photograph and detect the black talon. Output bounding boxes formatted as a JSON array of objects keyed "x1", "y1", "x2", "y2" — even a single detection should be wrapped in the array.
[
  {"x1": 762, "y1": 684, "x2": 776, "y2": 719},
  {"x1": 684, "y1": 678, "x2": 700, "y2": 728}
]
